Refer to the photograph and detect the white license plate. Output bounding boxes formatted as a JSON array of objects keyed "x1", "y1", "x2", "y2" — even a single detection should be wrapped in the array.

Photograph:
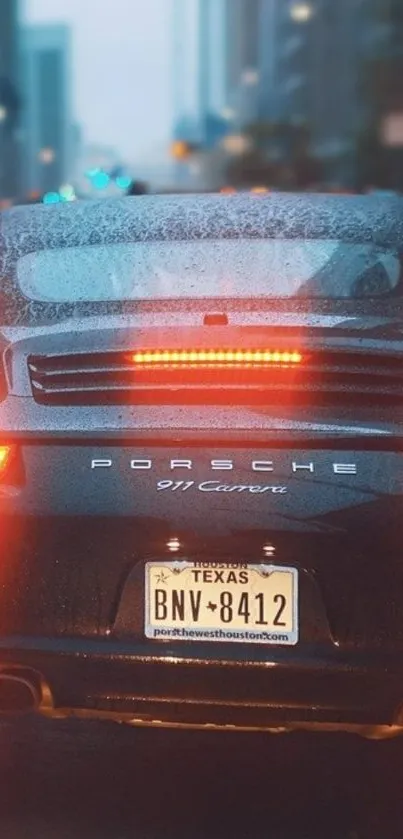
[{"x1": 145, "y1": 561, "x2": 298, "y2": 645}]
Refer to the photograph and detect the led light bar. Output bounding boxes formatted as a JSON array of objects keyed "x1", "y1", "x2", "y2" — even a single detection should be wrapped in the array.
[{"x1": 128, "y1": 350, "x2": 302, "y2": 365}]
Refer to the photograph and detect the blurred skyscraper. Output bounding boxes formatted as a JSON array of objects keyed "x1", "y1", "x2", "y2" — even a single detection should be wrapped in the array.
[
  {"x1": 223, "y1": 0, "x2": 374, "y2": 157},
  {"x1": 173, "y1": 0, "x2": 231, "y2": 148},
  {"x1": 266, "y1": 0, "x2": 402, "y2": 181},
  {"x1": 172, "y1": 0, "x2": 199, "y2": 138},
  {"x1": 224, "y1": 0, "x2": 268, "y2": 126},
  {"x1": 20, "y1": 24, "x2": 73, "y2": 196},
  {"x1": 172, "y1": 0, "x2": 399, "y2": 186},
  {"x1": 0, "y1": 0, "x2": 21, "y2": 199},
  {"x1": 271, "y1": 0, "x2": 364, "y2": 173},
  {"x1": 172, "y1": 0, "x2": 280, "y2": 151}
]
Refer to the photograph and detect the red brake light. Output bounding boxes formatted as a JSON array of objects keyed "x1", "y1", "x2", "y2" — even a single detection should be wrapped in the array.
[
  {"x1": 127, "y1": 350, "x2": 303, "y2": 366},
  {"x1": 0, "y1": 446, "x2": 13, "y2": 474}
]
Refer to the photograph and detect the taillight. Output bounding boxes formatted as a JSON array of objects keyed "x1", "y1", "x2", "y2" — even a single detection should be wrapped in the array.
[
  {"x1": 0, "y1": 446, "x2": 13, "y2": 475},
  {"x1": 127, "y1": 349, "x2": 303, "y2": 367}
]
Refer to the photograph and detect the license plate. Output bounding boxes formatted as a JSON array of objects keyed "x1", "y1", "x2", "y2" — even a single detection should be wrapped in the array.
[{"x1": 145, "y1": 561, "x2": 298, "y2": 645}]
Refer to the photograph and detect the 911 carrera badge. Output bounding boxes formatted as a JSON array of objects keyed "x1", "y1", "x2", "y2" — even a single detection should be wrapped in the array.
[{"x1": 157, "y1": 480, "x2": 287, "y2": 494}]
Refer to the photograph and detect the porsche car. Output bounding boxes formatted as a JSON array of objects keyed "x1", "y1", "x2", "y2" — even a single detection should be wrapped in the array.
[{"x1": 0, "y1": 191, "x2": 403, "y2": 737}]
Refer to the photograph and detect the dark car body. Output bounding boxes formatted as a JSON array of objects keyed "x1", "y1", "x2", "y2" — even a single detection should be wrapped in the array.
[{"x1": 1, "y1": 192, "x2": 403, "y2": 736}]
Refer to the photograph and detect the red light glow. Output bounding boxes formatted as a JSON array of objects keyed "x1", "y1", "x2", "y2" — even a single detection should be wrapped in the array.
[
  {"x1": 128, "y1": 350, "x2": 302, "y2": 366},
  {"x1": 0, "y1": 446, "x2": 13, "y2": 474}
]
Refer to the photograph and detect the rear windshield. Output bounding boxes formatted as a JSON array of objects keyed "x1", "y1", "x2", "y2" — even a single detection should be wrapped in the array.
[{"x1": 16, "y1": 238, "x2": 402, "y2": 302}]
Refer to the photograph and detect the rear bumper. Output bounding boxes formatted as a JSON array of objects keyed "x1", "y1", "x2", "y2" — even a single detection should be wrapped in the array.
[{"x1": 1, "y1": 637, "x2": 403, "y2": 734}]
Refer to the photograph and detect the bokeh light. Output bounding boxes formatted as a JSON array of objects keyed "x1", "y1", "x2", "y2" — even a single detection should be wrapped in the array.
[{"x1": 42, "y1": 192, "x2": 60, "y2": 205}]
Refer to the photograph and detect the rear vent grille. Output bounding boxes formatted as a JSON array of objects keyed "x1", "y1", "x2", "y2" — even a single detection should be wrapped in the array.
[{"x1": 27, "y1": 349, "x2": 403, "y2": 406}]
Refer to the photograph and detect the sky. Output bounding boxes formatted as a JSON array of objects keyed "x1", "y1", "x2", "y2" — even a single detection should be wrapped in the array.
[{"x1": 25, "y1": 0, "x2": 173, "y2": 164}]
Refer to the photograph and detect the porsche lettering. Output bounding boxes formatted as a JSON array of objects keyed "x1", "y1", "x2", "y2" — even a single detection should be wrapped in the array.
[{"x1": 91, "y1": 457, "x2": 357, "y2": 475}]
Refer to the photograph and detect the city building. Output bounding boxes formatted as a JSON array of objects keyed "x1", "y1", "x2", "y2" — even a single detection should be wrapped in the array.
[
  {"x1": 171, "y1": 0, "x2": 229, "y2": 186},
  {"x1": 70, "y1": 122, "x2": 83, "y2": 182},
  {"x1": 172, "y1": 0, "x2": 280, "y2": 146},
  {"x1": 172, "y1": 0, "x2": 199, "y2": 137},
  {"x1": 172, "y1": 0, "x2": 401, "y2": 187},
  {"x1": 255, "y1": 0, "x2": 279, "y2": 123},
  {"x1": 357, "y1": 0, "x2": 403, "y2": 188},
  {"x1": 20, "y1": 24, "x2": 73, "y2": 196},
  {"x1": 268, "y1": 0, "x2": 401, "y2": 182},
  {"x1": 173, "y1": 0, "x2": 231, "y2": 148},
  {"x1": 273, "y1": 2, "x2": 361, "y2": 155},
  {"x1": 0, "y1": 0, "x2": 21, "y2": 199},
  {"x1": 170, "y1": 0, "x2": 286, "y2": 188},
  {"x1": 224, "y1": 0, "x2": 266, "y2": 126},
  {"x1": 198, "y1": 0, "x2": 230, "y2": 138},
  {"x1": 221, "y1": 0, "x2": 385, "y2": 182}
]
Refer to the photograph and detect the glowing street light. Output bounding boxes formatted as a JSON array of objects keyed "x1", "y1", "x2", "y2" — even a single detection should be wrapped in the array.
[
  {"x1": 221, "y1": 107, "x2": 236, "y2": 121},
  {"x1": 0, "y1": 105, "x2": 7, "y2": 123},
  {"x1": 170, "y1": 140, "x2": 192, "y2": 160},
  {"x1": 242, "y1": 68, "x2": 259, "y2": 86},
  {"x1": 59, "y1": 184, "x2": 76, "y2": 202},
  {"x1": 221, "y1": 134, "x2": 252, "y2": 156},
  {"x1": 290, "y1": 2, "x2": 314, "y2": 22},
  {"x1": 38, "y1": 147, "x2": 56, "y2": 164}
]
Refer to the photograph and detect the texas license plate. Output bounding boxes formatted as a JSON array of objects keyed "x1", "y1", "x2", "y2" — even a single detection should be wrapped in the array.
[{"x1": 145, "y1": 561, "x2": 298, "y2": 645}]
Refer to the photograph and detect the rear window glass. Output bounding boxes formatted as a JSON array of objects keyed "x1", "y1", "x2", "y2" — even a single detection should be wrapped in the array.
[{"x1": 16, "y1": 238, "x2": 402, "y2": 302}]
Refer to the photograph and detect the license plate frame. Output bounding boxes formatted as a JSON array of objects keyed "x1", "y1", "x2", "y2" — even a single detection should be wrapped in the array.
[{"x1": 145, "y1": 561, "x2": 298, "y2": 645}]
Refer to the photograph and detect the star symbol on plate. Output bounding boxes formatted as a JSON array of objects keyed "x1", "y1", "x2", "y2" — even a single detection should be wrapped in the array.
[
  {"x1": 155, "y1": 570, "x2": 169, "y2": 585},
  {"x1": 207, "y1": 601, "x2": 217, "y2": 612}
]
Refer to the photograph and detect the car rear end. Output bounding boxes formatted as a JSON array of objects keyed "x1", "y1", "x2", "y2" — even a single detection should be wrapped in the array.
[{"x1": 1, "y1": 194, "x2": 403, "y2": 736}]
